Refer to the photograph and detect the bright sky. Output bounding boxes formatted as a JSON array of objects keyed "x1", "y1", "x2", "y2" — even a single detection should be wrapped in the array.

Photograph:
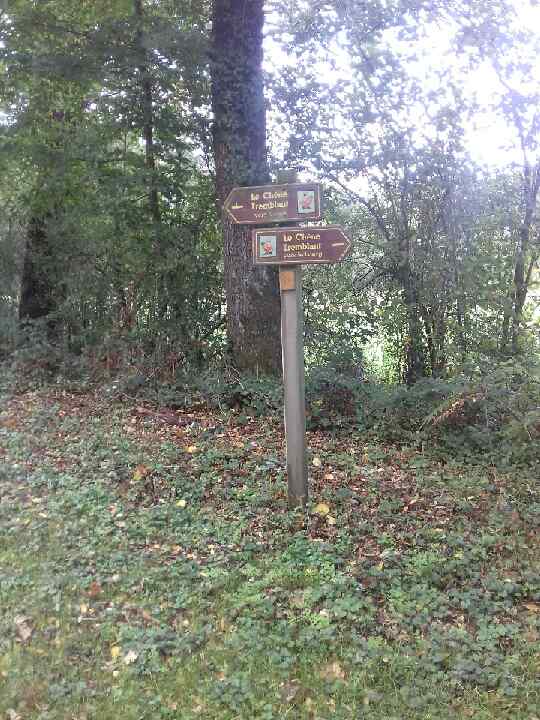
[
  {"x1": 264, "y1": 0, "x2": 540, "y2": 170},
  {"x1": 401, "y1": 1, "x2": 540, "y2": 167}
]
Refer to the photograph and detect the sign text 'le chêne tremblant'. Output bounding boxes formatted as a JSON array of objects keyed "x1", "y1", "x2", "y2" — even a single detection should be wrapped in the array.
[
  {"x1": 253, "y1": 226, "x2": 352, "y2": 265},
  {"x1": 224, "y1": 183, "x2": 321, "y2": 224}
]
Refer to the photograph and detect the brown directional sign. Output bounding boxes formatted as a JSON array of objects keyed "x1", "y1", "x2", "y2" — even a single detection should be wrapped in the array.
[
  {"x1": 252, "y1": 225, "x2": 352, "y2": 265},
  {"x1": 224, "y1": 183, "x2": 321, "y2": 225}
]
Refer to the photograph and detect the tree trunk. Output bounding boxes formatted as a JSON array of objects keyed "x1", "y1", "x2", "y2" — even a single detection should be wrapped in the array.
[
  {"x1": 455, "y1": 294, "x2": 467, "y2": 360},
  {"x1": 211, "y1": 0, "x2": 281, "y2": 375},
  {"x1": 402, "y1": 279, "x2": 426, "y2": 385},
  {"x1": 134, "y1": 0, "x2": 170, "y2": 334},
  {"x1": 420, "y1": 304, "x2": 446, "y2": 378},
  {"x1": 134, "y1": 0, "x2": 160, "y2": 225},
  {"x1": 509, "y1": 162, "x2": 539, "y2": 354},
  {"x1": 396, "y1": 230, "x2": 427, "y2": 385},
  {"x1": 432, "y1": 314, "x2": 447, "y2": 377},
  {"x1": 19, "y1": 215, "x2": 59, "y2": 340},
  {"x1": 511, "y1": 231, "x2": 527, "y2": 354}
]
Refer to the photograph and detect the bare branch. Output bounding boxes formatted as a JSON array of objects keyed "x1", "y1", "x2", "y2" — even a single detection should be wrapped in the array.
[{"x1": 325, "y1": 173, "x2": 393, "y2": 244}]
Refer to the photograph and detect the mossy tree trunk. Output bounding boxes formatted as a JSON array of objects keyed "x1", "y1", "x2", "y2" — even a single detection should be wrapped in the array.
[{"x1": 211, "y1": 0, "x2": 281, "y2": 375}]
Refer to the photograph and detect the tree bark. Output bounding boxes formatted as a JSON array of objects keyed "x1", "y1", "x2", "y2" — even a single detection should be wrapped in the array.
[
  {"x1": 19, "y1": 215, "x2": 59, "y2": 340},
  {"x1": 497, "y1": 161, "x2": 540, "y2": 355},
  {"x1": 211, "y1": 0, "x2": 281, "y2": 375},
  {"x1": 396, "y1": 228, "x2": 427, "y2": 385},
  {"x1": 134, "y1": 0, "x2": 171, "y2": 332},
  {"x1": 134, "y1": 0, "x2": 160, "y2": 225},
  {"x1": 402, "y1": 277, "x2": 426, "y2": 385},
  {"x1": 510, "y1": 162, "x2": 539, "y2": 353},
  {"x1": 420, "y1": 303, "x2": 447, "y2": 378}
]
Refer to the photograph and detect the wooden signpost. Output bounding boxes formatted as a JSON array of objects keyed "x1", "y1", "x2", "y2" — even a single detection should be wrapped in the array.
[
  {"x1": 224, "y1": 182, "x2": 322, "y2": 225},
  {"x1": 226, "y1": 179, "x2": 352, "y2": 507},
  {"x1": 253, "y1": 226, "x2": 352, "y2": 265}
]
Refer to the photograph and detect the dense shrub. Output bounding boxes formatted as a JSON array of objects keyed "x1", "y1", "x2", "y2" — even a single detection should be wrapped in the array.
[
  {"x1": 305, "y1": 360, "x2": 540, "y2": 466},
  {"x1": 423, "y1": 359, "x2": 540, "y2": 465},
  {"x1": 3, "y1": 332, "x2": 538, "y2": 468},
  {"x1": 305, "y1": 366, "x2": 453, "y2": 435}
]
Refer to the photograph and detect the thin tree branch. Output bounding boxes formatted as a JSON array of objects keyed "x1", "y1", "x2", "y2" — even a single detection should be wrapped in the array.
[{"x1": 325, "y1": 173, "x2": 393, "y2": 244}]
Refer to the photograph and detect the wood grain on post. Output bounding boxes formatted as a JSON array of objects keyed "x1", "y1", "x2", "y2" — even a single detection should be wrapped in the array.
[{"x1": 280, "y1": 265, "x2": 308, "y2": 507}]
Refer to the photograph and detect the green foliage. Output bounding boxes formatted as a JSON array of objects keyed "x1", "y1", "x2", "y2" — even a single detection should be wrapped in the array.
[
  {"x1": 306, "y1": 366, "x2": 364, "y2": 428},
  {"x1": 1, "y1": 0, "x2": 540, "y2": 383},
  {"x1": 424, "y1": 359, "x2": 540, "y2": 465},
  {"x1": 1, "y1": 384, "x2": 538, "y2": 718},
  {"x1": 303, "y1": 259, "x2": 376, "y2": 371},
  {"x1": 2, "y1": 2, "x2": 540, "y2": 716},
  {"x1": 0, "y1": 0, "x2": 222, "y2": 360},
  {"x1": 304, "y1": 360, "x2": 540, "y2": 467},
  {"x1": 151, "y1": 369, "x2": 284, "y2": 416},
  {"x1": 267, "y1": 0, "x2": 540, "y2": 379}
]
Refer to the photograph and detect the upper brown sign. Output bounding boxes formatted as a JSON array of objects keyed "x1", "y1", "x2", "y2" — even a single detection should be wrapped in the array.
[
  {"x1": 224, "y1": 183, "x2": 322, "y2": 225},
  {"x1": 252, "y1": 226, "x2": 352, "y2": 265}
]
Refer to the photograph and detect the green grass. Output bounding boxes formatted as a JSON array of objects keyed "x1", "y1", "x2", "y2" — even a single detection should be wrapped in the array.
[{"x1": 0, "y1": 388, "x2": 539, "y2": 719}]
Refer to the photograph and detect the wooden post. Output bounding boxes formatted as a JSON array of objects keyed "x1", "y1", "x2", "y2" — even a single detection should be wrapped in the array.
[
  {"x1": 280, "y1": 266, "x2": 308, "y2": 507},
  {"x1": 275, "y1": 169, "x2": 308, "y2": 508}
]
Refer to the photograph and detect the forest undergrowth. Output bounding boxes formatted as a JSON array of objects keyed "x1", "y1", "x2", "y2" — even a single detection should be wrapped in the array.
[{"x1": 0, "y1": 369, "x2": 539, "y2": 719}]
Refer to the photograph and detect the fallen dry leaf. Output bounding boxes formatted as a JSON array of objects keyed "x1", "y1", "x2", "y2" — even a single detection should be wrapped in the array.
[
  {"x1": 123, "y1": 650, "x2": 138, "y2": 665},
  {"x1": 320, "y1": 661, "x2": 345, "y2": 680},
  {"x1": 290, "y1": 591, "x2": 305, "y2": 608},
  {"x1": 280, "y1": 680, "x2": 302, "y2": 704},
  {"x1": 314, "y1": 502, "x2": 330, "y2": 516},
  {"x1": 14, "y1": 615, "x2": 32, "y2": 643},
  {"x1": 133, "y1": 464, "x2": 150, "y2": 481},
  {"x1": 87, "y1": 581, "x2": 102, "y2": 598},
  {"x1": 1, "y1": 418, "x2": 18, "y2": 429}
]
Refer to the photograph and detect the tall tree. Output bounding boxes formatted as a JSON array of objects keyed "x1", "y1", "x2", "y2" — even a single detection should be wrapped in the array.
[
  {"x1": 211, "y1": 0, "x2": 281, "y2": 374},
  {"x1": 133, "y1": 0, "x2": 160, "y2": 225},
  {"x1": 451, "y1": 1, "x2": 540, "y2": 355},
  {"x1": 1, "y1": 0, "x2": 222, "y2": 357},
  {"x1": 496, "y1": 79, "x2": 540, "y2": 355},
  {"x1": 267, "y1": 0, "x2": 540, "y2": 379}
]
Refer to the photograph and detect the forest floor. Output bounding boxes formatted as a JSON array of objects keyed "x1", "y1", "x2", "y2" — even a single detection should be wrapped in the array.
[{"x1": 0, "y1": 385, "x2": 539, "y2": 720}]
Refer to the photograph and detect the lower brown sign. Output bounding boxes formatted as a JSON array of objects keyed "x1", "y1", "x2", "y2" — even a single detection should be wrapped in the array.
[{"x1": 252, "y1": 226, "x2": 352, "y2": 265}]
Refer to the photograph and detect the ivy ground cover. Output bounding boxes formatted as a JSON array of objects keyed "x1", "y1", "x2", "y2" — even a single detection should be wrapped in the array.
[{"x1": 0, "y1": 388, "x2": 538, "y2": 719}]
